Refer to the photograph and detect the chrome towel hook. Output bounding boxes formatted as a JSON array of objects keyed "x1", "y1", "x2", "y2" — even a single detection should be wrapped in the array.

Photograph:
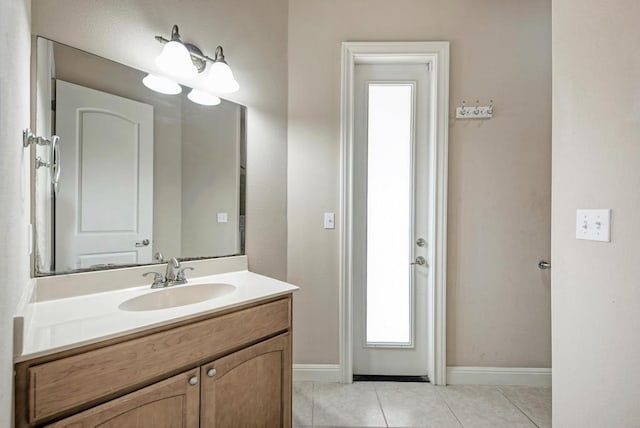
[
  {"x1": 23, "y1": 128, "x2": 61, "y2": 192},
  {"x1": 455, "y1": 99, "x2": 494, "y2": 120},
  {"x1": 23, "y1": 128, "x2": 57, "y2": 148}
]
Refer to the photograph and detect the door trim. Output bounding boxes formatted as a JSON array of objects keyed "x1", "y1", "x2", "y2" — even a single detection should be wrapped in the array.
[{"x1": 339, "y1": 42, "x2": 449, "y2": 385}]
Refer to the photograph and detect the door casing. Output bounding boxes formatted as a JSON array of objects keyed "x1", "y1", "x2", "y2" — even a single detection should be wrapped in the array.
[{"x1": 339, "y1": 41, "x2": 450, "y2": 385}]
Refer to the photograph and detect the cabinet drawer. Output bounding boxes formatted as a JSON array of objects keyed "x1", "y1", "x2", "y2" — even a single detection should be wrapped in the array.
[{"x1": 28, "y1": 297, "x2": 290, "y2": 424}]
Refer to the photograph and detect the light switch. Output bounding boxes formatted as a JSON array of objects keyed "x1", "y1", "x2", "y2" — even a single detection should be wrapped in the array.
[
  {"x1": 217, "y1": 212, "x2": 228, "y2": 223},
  {"x1": 324, "y1": 212, "x2": 335, "y2": 229},
  {"x1": 576, "y1": 209, "x2": 611, "y2": 242}
]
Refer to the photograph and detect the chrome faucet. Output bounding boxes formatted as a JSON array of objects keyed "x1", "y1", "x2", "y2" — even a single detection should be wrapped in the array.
[
  {"x1": 165, "y1": 257, "x2": 180, "y2": 282},
  {"x1": 143, "y1": 257, "x2": 195, "y2": 289}
]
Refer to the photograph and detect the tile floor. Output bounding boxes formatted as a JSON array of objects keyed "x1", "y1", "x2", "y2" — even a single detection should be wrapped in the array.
[{"x1": 293, "y1": 382, "x2": 551, "y2": 428}]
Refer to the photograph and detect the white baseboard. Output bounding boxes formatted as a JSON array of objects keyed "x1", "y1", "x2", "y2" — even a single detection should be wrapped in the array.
[
  {"x1": 293, "y1": 364, "x2": 341, "y2": 382},
  {"x1": 446, "y1": 366, "x2": 552, "y2": 387}
]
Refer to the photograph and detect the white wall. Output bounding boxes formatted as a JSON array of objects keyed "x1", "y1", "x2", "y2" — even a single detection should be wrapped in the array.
[
  {"x1": 32, "y1": 0, "x2": 289, "y2": 280},
  {"x1": 288, "y1": 0, "x2": 552, "y2": 366},
  {"x1": 552, "y1": 0, "x2": 640, "y2": 425},
  {"x1": 0, "y1": 0, "x2": 31, "y2": 424}
]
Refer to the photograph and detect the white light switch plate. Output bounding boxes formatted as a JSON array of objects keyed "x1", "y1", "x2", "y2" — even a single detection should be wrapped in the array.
[
  {"x1": 576, "y1": 209, "x2": 611, "y2": 242},
  {"x1": 324, "y1": 212, "x2": 335, "y2": 229},
  {"x1": 217, "y1": 212, "x2": 228, "y2": 223}
]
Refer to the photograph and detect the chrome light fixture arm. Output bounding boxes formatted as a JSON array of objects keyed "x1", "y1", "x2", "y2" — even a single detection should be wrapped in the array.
[
  {"x1": 154, "y1": 25, "x2": 229, "y2": 73},
  {"x1": 146, "y1": 24, "x2": 239, "y2": 99}
]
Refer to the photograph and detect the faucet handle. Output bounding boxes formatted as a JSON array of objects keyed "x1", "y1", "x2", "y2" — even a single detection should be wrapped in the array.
[
  {"x1": 176, "y1": 266, "x2": 195, "y2": 281},
  {"x1": 143, "y1": 271, "x2": 166, "y2": 288}
]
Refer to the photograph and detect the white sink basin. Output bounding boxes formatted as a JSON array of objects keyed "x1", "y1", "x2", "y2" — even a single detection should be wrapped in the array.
[{"x1": 119, "y1": 283, "x2": 236, "y2": 311}]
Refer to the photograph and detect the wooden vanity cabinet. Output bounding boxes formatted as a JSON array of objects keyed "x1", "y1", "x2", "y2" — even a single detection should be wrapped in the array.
[
  {"x1": 47, "y1": 369, "x2": 200, "y2": 427},
  {"x1": 200, "y1": 334, "x2": 291, "y2": 427},
  {"x1": 15, "y1": 295, "x2": 292, "y2": 428}
]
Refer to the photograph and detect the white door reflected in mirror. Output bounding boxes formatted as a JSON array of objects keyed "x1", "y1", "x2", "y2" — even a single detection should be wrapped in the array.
[{"x1": 55, "y1": 80, "x2": 154, "y2": 271}]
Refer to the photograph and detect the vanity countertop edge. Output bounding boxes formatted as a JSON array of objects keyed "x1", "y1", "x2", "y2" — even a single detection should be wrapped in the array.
[{"x1": 15, "y1": 265, "x2": 298, "y2": 363}]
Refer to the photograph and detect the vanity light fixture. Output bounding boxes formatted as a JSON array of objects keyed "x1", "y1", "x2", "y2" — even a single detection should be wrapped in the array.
[
  {"x1": 204, "y1": 47, "x2": 240, "y2": 94},
  {"x1": 155, "y1": 25, "x2": 198, "y2": 78},
  {"x1": 187, "y1": 89, "x2": 221, "y2": 106},
  {"x1": 149, "y1": 24, "x2": 240, "y2": 95},
  {"x1": 142, "y1": 74, "x2": 182, "y2": 95}
]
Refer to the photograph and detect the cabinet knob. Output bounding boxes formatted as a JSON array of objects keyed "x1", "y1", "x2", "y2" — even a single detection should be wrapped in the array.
[
  {"x1": 188, "y1": 376, "x2": 198, "y2": 385},
  {"x1": 207, "y1": 368, "x2": 217, "y2": 377}
]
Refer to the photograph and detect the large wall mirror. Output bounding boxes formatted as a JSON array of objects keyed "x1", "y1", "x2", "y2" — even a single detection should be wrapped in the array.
[{"x1": 33, "y1": 37, "x2": 246, "y2": 276}]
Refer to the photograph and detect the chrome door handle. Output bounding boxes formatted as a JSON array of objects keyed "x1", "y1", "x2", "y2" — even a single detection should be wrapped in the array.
[
  {"x1": 538, "y1": 260, "x2": 551, "y2": 270},
  {"x1": 207, "y1": 368, "x2": 217, "y2": 377},
  {"x1": 136, "y1": 239, "x2": 150, "y2": 247},
  {"x1": 411, "y1": 256, "x2": 426, "y2": 266}
]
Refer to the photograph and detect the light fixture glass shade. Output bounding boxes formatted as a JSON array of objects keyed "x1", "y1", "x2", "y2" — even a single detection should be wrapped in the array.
[
  {"x1": 142, "y1": 74, "x2": 182, "y2": 94},
  {"x1": 187, "y1": 89, "x2": 221, "y2": 106},
  {"x1": 155, "y1": 40, "x2": 197, "y2": 78},
  {"x1": 205, "y1": 61, "x2": 240, "y2": 93}
]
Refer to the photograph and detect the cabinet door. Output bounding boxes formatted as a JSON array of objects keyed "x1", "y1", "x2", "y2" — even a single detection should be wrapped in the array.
[
  {"x1": 47, "y1": 369, "x2": 199, "y2": 428},
  {"x1": 200, "y1": 334, "x2": 292, "y2": 428}
]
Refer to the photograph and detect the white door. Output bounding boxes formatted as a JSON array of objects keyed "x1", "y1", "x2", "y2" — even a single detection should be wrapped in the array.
[
  {"x1": 353, "y1": 64, "x2": 431, "y2": 376},
  {"x1": 55, "y1": 80, "x2": 154, "y2": 271}
]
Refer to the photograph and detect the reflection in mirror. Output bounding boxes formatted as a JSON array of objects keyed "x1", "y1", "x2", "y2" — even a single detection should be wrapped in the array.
[{"x1": 34, "y1": 37, "x2": 246, "y2": 276}]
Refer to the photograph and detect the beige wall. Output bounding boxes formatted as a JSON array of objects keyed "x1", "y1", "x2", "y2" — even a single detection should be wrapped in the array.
[
  {"x1": 552, "y1": 0, "x2": 640, "y2": 425},
  {"x1": 0, "y1": 0, "x2": 31, "y2": 424},
  {"x1": 288, "y1": 0, "x2": 552, "y2": 366},
  {"x1": 32, "y1": 0, "x2": 289, "y2": 280},
  {"x1": 181, "y1": 100, "x2": 241, "y2": 257}
]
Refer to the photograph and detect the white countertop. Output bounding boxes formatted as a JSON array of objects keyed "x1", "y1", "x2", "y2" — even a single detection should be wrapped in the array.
[{"x1": 17, "y1": 270, "x2": 298, "y2": 362}]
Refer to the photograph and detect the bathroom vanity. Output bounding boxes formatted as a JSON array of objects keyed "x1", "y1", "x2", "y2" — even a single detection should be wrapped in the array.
[
  {"x1": 14, "y1": 258, "x2": 297, "y2": 427},
  {"x1": 19, "y1": 30, "x2": 297, "y2": 426}
]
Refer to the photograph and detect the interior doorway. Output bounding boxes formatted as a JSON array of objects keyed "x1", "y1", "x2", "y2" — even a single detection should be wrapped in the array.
[
  {"x1": 352, "y1": 64, "x2": 431, "y2": 378},
  {"x1": 339, "y1": 42, "x2": 450, "y2": 385}
]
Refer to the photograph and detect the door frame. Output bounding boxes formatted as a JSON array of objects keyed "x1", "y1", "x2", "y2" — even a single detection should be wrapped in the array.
[{"x1": 339, "y1": 42, "x2": 449, "y2": 385}]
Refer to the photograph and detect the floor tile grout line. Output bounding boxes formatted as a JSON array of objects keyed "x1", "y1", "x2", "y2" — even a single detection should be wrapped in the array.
[
  {"x1": 496, "y1": 386, "x2": 540, "y2": 428},
  {"x1": 372, "y1": 383, "x2": 390, "y2": 428},
  {"x1": 435, "y1": 385, "x2": 465, "y2": 428}
]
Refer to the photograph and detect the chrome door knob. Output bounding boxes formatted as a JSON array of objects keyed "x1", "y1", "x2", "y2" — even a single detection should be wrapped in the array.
[
  {"x1": 207, "y1": 368, "x2": 217, "y2": 377},
  {"x1": 411, "y1": 256, "x2": 426, "y2": 266},
  {"x1": 135, "y1": 239, "x2": 150, "y2": 247},
  {"x1": 188, "y1": 376, "x2": 198, "y2": 385}
]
